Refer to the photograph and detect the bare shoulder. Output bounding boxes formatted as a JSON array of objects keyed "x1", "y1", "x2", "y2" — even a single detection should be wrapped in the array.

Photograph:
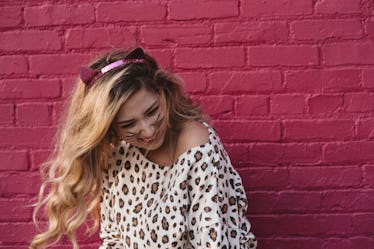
[{"x1": 175, "y1": 120, "x2": 210, "y2": 156}]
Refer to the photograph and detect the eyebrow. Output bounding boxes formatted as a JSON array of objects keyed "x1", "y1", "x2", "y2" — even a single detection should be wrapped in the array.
[{"x1": 116, "y1": 100, "x2": 159, "y2": 125}]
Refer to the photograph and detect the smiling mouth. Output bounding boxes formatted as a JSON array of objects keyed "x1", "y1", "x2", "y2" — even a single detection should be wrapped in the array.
[{"x1": 140, "y1": 132, "x2": 158, "y2": 143}]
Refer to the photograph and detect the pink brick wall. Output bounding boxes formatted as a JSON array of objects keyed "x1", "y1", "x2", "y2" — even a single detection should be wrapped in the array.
[{"x1": 0, "y1": 0, "x2": 373, "y2": 248}]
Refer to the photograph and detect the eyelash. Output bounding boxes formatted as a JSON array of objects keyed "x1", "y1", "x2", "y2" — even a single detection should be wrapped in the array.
[
  {"x1": 147, "y1": 107, "x2": 158, "y2": 116},
  {"x1": 120, "y1": 106, "x2": 159, "y2": 129}
]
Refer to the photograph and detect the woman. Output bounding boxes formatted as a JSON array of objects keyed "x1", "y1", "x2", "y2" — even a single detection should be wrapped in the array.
[{"x1": 30, "y1": 48, "x2": 257, "y2": 249}]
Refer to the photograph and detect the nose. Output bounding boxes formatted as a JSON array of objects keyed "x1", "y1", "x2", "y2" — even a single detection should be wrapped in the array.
[{"x1": 138, "y1": 119, "x2": 156, "y2": 139}]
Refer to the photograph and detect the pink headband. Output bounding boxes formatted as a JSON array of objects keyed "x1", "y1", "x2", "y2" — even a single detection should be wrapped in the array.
[{"x1": 80, "y1": 58, "x2": 148, "y2": 88}]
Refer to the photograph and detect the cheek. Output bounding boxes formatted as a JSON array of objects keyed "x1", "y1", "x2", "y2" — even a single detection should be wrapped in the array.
[
  {"x1": 158, "y1": 115, "x2": 168, "y2": 132},
  {"x1": 113, "y1": 126, "x2": 126, "y2": 140}
]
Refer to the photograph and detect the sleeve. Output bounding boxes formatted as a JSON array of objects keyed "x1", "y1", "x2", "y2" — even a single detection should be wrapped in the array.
[
  {"x1": 98, "y1": 168, "x2": 123, "y2": 249},
  {"x1": 186, "y1": 146, "x2": 257, "y2": 249}
]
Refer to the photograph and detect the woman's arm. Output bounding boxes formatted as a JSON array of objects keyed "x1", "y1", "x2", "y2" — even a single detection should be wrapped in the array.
[
  {"x1": 98, "y1": 169, "x2": 123, "y2": 249},
  {"x1": 186, "y1": 144, "x2": 257, "y2": 249}
]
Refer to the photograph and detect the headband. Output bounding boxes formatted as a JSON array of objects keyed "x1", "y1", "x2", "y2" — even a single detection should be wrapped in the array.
[{"x1": 79, "y1": 48, "x2": 148, "y2": 88}]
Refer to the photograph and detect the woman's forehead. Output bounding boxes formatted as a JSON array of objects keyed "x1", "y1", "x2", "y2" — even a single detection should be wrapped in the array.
[{"x1": 116, "y1": 88, "x2": 160, "y2": 120}]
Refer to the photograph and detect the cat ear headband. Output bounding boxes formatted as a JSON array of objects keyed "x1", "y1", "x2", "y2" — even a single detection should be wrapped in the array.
[{"x1": 79, "y1": 48, "x2": 148, "y2": 88}]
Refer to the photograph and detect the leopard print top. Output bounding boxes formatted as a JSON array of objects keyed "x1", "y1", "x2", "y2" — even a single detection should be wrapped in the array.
[{"x1": 99, "y1": 121, "x2": 257, "y2": 249}]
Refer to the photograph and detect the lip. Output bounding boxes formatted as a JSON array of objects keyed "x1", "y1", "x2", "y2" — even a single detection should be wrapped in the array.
[{"x1": 140, "y1": 132, "x2": 158, "y2": 144}]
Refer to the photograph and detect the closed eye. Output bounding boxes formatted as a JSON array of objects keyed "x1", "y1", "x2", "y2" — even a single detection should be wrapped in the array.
[
  {"x1": 146, "y1": 106, "x2": 158, "y2": 116},
  {"x1": 121, "y1": 122, "x2": 135, "y2": 129},
  {"x1": 117, "y1": 100, "x2": 159, "y2": 127}
]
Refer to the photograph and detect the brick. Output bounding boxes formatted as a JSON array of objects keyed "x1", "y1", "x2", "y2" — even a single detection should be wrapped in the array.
[
  {"x1": 238, "y1": 167, "x2": 289, "y2": 190},
  {"x1": 324, "y1": 142, "x2": 374, "y2": 163},
  {"x1": 249, "y1": 143, "x2": 322, "y2": 165},
  {"x1": 291, "y1": 19, "x2": 362, "y2": 40},
  {"x1": 224, "y1": 144, "x2": 249, "y2": 163},
  {"x1": 242, "y1": 0, "x2": 313, "y2": 17},
  {"x1": 363, "y1": 165, "x2": 374, "y2": 187},
  {"x1": 290, "y1": 166, "x2": 361, "y2": 188},
  {"x1": 66, "y1": 27, "x2": 136, "y2": 49},
  {"x1": 356, "y1": 119, "x2": 374, "y2": 139},
  {"x1": 0, "y1": 198, "x2": 33, "y2": 221},
  {"x1": 30, "y1": 54, "x2": 91, "y2": 75},
  {"x1": 285, "y1": 69, "x2": 360, "y2": 92},
  {"x1": 323, "y1": 238, "x2": 374, "y2": 249},
  {"x1": 0, "y1": 223, "x2": 35, "y2": 243},
  {"x1": 17, "y1": 103, "x2": 51, "y2": 127},
  {"x1": 322, "y1": 190, "x2": 374, "y2": 212},
  {"x1": 30, "y1": 150, "x2": 51, "y2": 171},
  {"x1": 141, "y1": 25, "x2": 211, "y2": 45},
  {"x1": 236, "y1": 95, "x2": 268, "y2": 116},
  {"x1": 214, "y1": 21, "x2": 288, "y2": 43},
  {"x1": 0, "y1": 31, "x2": 61, "y2": 52},
  {"x1": 0, "y1": 151, "x2": 28, "y2": 171},
  {"x1": 0, "y1": 128, "x2": 56, "y2": 148},
  {"x1": 147, "y1": 49, "x2": 173, "y2": 70},
  {"x1": 283, "y1": 120, "x2": 354, "y2": 141},
  {"x1": 0, "y1": 55, "x2": 28, "y2": 75},
  {"x1": 248, "y1": 45, "x2": 318, "y2": 66},
  {"x1": 0, "y1": 246, "x2": 29, "y2": 249},
  {"x1": 352, "y1": 237, "x2": 374, "y2": 249},
  {"x1": 0, "y1": 79, "x2": 60, "y2": 99},
  {"x1": 175, "y1": 47, "x2": 245, "y2": 68},
  {"x1": 322, "y1": 42, "x2": 374, "y2": 65},
  {"x1": 247, "y1": 192, "x2": 279, "y2": 214},
  {"x1": 315, "y1": 0, "x2": 361, "y2": 14},
  {"x1": 308, "y1": 94, "x2": 342, "y2": 115},
  {"x1": 260, "y1": 238, "x2": 374, "y2": 249},
  {"x1": 259, "y1": 238, "x2": 324, "y2": 249},
  {"x1": 177, "y1": 72, "x2": 206, "y2": 93},
  {"x1": 170, "y1": 0, "x2": 237, "y2": 20},
  {"x1": 270, "y1": 94, "x2": 306, "y2": 114},
  {"x1": 253, "y1": 214, "x2": 351, "y2": 236},
  {"x1": 266, "y1": 237, "x2": 374, "y2": 249},
  {"x1": 277, "y1": 191, "x2": 322, "y2": 213},
  {"x1": 368, "y1": 18, "x2": 374, "y2": 38},
  {"x1": 0, "y1": 173, "x2": 40, "y2": 195},
  {"x1": 70, "y1": 3, "x2": 95, "y2": 24},
  {"x1": 208, "y1": 71, "x2": 282, "y2": 94},
  {"x1": 25, "y1": 4, "x2": 94, "y2": 26},
  {"x1": 214, "y1": 120, "x2": 281, "y2": 142},
  {"x1": 197, "y1": 96, "x2": 233, "y2": 118},
  {"x1": 344, "y1": 93, "x2": 374, "y2": 112},
  {"x1": 362, "y1": 0, "x2": 374, "y2": 15},
  {"x1": 352, "y1": 214, "x2": 374, "y2": 235},
  {"x1": 61, "y1": 77, "x2": 78, "y2": 98},
  {"x1": 249, "y1": 191, "x2": 322, "y2": 214},
  {"x1": 97, "y1": 2, "x2": 165, "y2": 22},
  {"x1": 363, "y1": 69, "x2": 374, "y2": 88},
  {"x1": 53, "y1": 102, "x2": 66, "y2": 125},
  {"x1": 0, "y1": 104, "x2": 14, "y2": 126},
  {"x1": 0, "y1": 6, "x2": 22, "y2": 28}
]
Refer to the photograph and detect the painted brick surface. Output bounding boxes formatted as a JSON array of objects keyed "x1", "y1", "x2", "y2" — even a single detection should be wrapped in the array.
[{"x1": 0, "y1": 1, "x2": 373, "y2": 248}]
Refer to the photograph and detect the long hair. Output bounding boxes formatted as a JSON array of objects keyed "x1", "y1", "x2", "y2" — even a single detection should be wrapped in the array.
[{"x1": 30, "y1": 48, "x2": 209, "y2": 248}]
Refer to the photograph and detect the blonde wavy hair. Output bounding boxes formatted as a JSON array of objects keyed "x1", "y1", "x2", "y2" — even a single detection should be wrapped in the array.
[{"x1": 30, "y1": 48, "x2": 209, "y2": 248}]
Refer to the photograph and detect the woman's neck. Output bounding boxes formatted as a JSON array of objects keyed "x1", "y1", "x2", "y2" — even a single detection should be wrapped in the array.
[{"x1": 144, "y1": 128, "x2": 178, "y2": 166}]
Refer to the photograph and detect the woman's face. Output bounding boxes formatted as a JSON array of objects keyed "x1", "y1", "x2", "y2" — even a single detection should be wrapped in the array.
[{"x1": 113, "y1": 88, "x2": 168, "y2": 151}]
